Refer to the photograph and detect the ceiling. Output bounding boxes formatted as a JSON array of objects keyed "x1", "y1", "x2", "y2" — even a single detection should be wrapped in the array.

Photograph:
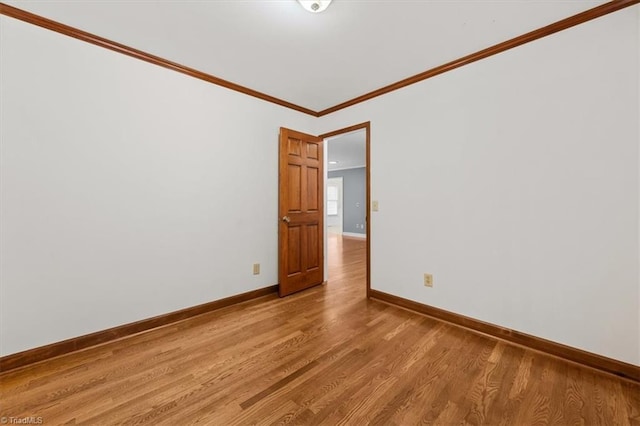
[
  {"x1": 4, "y1": 0, "x2": 609, "y2": 111},
  {"x1": 327, "y1": 129, "x2": 366, "y2": 171}
]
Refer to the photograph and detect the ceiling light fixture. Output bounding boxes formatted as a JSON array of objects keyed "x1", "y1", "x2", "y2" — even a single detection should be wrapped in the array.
[
  {"x1": 297, "y1": 0, "x2": 332, "y2": 13},
  {"x1": 329, "y1": 161, "x2": 338, "y2": 164}
]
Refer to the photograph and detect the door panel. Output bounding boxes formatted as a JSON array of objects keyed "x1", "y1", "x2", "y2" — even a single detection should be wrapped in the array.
[
  {"x1": 307, "y1": 143, "x2": 319, "y2": 159},
  {"x1": 279, "y1": 128, "x2": 324, "y2": 297},
  {"x1": 307, "y1": 167, "x2": 319, "y2": 211},
  {"x1": 288, "y1": 137, "x2": 301, "y2": 157},
  {"x1": 307, "y1": 225, "x2": 320, "y2": 269},
  {"x1": 288, "y1": 165, "x2": 302, "y2": 212},
  {"x1": 287, "y1": 226, "x2": 302, "y2": 275}
]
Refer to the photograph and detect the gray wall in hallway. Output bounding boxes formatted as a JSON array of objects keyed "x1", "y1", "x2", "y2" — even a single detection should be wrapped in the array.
[{"x1": 328, "y1": 167, "x2": 366, "y2": 234}]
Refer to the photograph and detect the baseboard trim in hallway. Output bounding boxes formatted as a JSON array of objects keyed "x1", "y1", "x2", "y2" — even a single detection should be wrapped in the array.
[
  {"x1": 0, "y1": 284, "x2": 278, "y2": 373},
  {"x1": 341, "y1": 232, "x2": 367, "y2": 239},
  {"x1": 369, "y1": 289, "x2": 640, "y2": 383}
]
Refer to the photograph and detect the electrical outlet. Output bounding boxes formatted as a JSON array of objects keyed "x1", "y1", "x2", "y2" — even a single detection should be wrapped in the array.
[
  {"x1": 424, "y1": 273, "x2": 433, "y2": 287},
  {"x1": 253, "y1": 263, "x2": 260, "y2": 275}
]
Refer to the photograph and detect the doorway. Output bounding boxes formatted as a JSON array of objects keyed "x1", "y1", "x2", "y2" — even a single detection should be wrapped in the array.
[
  {"x1": 321, "y1": 122, "x2": 371, "y2": 296},
  {"x1": 277, "y1": 123, "x2": 370, "y2": 298}
]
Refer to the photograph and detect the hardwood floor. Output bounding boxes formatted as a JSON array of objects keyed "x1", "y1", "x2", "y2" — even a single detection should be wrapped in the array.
[{"x1": 1, "y1": 234, "x2": 638, "y2": 425}]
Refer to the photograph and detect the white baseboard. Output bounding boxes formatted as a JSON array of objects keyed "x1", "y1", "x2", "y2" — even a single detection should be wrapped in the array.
[{"x1": 342, "y1": 232, "x2": 367, "y2": 239}]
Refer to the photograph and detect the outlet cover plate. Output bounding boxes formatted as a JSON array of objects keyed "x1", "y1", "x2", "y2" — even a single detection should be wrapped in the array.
[{"x1": 424, "y1": 273, "x2": 433, "y2": 287}]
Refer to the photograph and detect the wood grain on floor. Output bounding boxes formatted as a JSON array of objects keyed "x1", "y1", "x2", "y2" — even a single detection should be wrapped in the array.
[{"x1": 1, "y1": 234, "x2": 638, "y2": 425}]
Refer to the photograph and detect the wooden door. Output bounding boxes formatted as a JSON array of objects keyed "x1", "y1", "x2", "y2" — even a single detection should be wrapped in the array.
[{"x1": 279, "y1": 128, "x2": 324, "y2": 297}]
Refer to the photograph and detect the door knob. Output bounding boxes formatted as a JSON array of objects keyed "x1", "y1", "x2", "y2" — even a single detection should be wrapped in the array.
[{"x1": 282, "y1": 216, "x2": 291, "y2": 223}]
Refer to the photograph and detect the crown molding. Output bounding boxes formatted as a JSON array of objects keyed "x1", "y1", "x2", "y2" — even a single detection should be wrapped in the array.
[
  {"x1": 328, "y1": 165, "x2": 366, "y2": 172},
  {"x1": 316, "y1": 0, "x2": 640, "y2": 116},
  {"x1": 1, "y1": 0, "x2": 637, "y2": 115},
  {"x1": 0, "y1": 2, "x2": 318, "y2": 117}
]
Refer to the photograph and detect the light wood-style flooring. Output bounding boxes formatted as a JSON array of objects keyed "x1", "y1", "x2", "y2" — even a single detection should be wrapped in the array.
[{"x1": 1, "y1": 234, "x2": 639, "y2": 424}]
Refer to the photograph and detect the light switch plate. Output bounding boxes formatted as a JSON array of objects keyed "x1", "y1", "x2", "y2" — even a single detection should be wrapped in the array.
[{"x1": 372, "y1": 201, "x2": 379, "y2": 212}]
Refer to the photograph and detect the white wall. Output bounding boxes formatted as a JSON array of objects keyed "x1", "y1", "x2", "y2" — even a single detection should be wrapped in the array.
[
  {"x1": 0, "y1": 17, "x2": 315, "y2": 356},
  {"x1": 319, "y1": 8, "x2": 640, "y2": 365},
  {"x1": 2, "y1": 7, "x2": 639, "y2": 366}
]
